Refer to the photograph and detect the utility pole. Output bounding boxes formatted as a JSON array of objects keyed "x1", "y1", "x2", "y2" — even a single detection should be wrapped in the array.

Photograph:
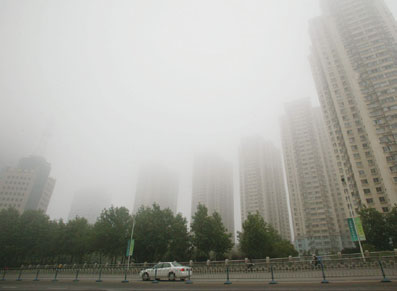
[
  {"x1": 127, "y1": 218, "x2": 136, "y2": 269},
  {"x1": 347, "y1": 195, "x2": 365, "y2": 261},
  {"x1": 122, "y1": 217, "x2": 136, "y2": 283}
]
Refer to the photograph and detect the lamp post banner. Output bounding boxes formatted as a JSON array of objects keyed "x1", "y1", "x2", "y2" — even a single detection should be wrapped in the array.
[
  {"x1": 347, "y1": 218, "x2": 358, "y2": 242},
  {"x1": 354, "y1": 217, "x2": 366, "y2": 241},
  {"x1": 126, "y1": 239, "x2": 135, "y2": 257}
]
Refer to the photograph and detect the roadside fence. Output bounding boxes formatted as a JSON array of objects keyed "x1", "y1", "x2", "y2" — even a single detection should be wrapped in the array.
[{"x1": 1, "y1": 254, "x2": 396, "y2": 284}]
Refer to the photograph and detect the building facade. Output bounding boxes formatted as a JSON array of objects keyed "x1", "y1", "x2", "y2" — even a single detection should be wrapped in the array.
[
  {"x1": 239, "y1": 137, "x2": 291, "y2": 241},
  {"x1": 68, "y1": 188, "x2": 111, "y2": 224},
  {"x1": 0, "y1": 155, "x2": 55, "y2": 213},
  {"x1": 281, "y1": 99, "x2": 352, "y2": 254},
  {"x1": 310, "y1": 0, "x2": 397, "y2": 214},
  {"x1": 133, "y1": 164, "x2": 178, "y2": 213},
  {"x1": 191, "y1": 154, "x2": 235, "y2": 237}
]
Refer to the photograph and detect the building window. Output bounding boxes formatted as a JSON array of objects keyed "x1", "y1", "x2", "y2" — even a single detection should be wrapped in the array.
[
  {"x1": 376, "y1": 187, "x2": 382, "y2": 193},
  {"x1": 382, "y1": 207, "x2": 389, "y2": 212},
  {"x1": 366, "y1": 198, "x2": 374, "y2": 204},
  {"x1": 379, "y1": 197, "x2": 386, "y2": 203},
  {"x1": 363, "y1": 189, "x2": 371, "y2": 194}
]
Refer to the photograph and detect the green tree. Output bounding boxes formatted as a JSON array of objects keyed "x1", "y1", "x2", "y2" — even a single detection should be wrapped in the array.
[
  {"x1": 272, "y1": 239, "x2": 298, "y2": 258},
  {"x1": 191, "y1": 204, "x2": 233, "y2": 260},
  {"x1": 0, "y1": 208, "x2": 20, "y2": 267},
  {"x1": 359, "y1": 207, "x2": 391, "y2": 251},
  {"x1": 134, "y1": 204, "x2": 172, "y2": 262},
  {"x1": 164, "y1": 213, "x2": 191, "y2": 261},
  {"x1": 64, "y1": 217, "x2": 92, "y2": 263},
  {"x1": 92, "y1": 206, "x2": 133, "y2": 263},
  {"x1": 15, "y1": 210, "x2": 53, "y2": 264},
  {"x1": 211, "y1": 212, "x2": 233, "y2": 259},
  {"x1": 43, "y1": 219, "x2": 66, "y2": 264},
  {"x1": 134, "y1": 204, "x2": 191, "y2": 263},
  {"x1": 238, "y1": 212, "x2": 297, "y2": 258},
  {"x1": 238, "y1": 213, "x2": 273, "y2": 258}
]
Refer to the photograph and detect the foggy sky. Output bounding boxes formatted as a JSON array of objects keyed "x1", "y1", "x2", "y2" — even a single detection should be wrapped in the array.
[{"x1": 1, "y1": 0, "x2": 397, "y2": 232}]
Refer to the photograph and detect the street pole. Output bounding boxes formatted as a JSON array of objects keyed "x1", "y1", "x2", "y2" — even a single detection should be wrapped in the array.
[
  {"x1": 127, "y1": 218, "x2": 136, "y2": 269},
  {"x1": 347, "y1": 196, "x2": 365, "y2": 261},
  {"x1": 123, "y1": 217, "x2": 136, "y2": 283}
]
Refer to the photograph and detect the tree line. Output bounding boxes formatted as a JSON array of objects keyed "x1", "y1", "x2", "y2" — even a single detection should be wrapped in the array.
[{"x1": 0, "y1": 204, "x2": 297, "y2": 267}]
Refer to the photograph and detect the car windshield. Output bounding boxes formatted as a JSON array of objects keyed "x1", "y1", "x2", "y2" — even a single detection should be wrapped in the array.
[{"x1": 172, "y1": 262, "x2": 182, "y2": 267}]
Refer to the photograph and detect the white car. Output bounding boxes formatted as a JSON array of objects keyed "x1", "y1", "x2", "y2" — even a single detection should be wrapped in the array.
[{"x1": 139, "y1": 262, "x2": 192, "y2": 281}]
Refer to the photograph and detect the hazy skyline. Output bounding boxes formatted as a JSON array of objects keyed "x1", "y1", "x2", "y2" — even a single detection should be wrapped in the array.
[{"x1": 1, "y1": 0, "x2": 397, "y2": 231}]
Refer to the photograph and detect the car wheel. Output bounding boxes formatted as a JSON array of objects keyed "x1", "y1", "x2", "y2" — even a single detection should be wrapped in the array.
[
  {"x1": 168, "y1": 272, "x2": 176, "y2": 281},
  {"x1": 142, "y1": 272, "x2": 149, "y2": 281}
]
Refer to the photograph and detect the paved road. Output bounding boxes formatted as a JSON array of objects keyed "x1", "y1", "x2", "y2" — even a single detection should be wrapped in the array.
[{"x1": 1, "y1": 280, "x2": 396, "y2": 290}]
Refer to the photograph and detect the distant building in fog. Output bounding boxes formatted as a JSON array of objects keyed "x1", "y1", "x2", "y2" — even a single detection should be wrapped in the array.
[
  {"x1": 0, "y1": 155, "x2": 55, "y2": 213},
  {"x1": 281, "y1": 99, "x2": 352, "y2": 254},
  {"x1": 191, "y1": 154, "x2": 235, "y2": 238},
  {"x1": 133, "y1": 164, "x2": 178, "y2": 213},
  {"x1": 68, "y1": 189, "x2": 111, "y2": 224},
  {"x1": 239, "y1": 137, "x2": 291, "y2": 241}
]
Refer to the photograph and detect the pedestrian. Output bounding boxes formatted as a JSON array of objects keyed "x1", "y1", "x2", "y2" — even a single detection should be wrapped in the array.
[{"x1": 312, "y1": 254, "x2": 318, "y2": 267}]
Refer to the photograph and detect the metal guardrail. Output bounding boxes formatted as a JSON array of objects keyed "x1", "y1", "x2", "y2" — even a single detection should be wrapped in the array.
[{"x1": 1, "y1": 256, "x2": 395, "y2": 284}]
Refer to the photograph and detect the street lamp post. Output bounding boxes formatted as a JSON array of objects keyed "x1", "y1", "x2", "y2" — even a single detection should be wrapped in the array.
[
  {"x1": 122, "y1": 217, "x2": 136, "y2": 283},
  {"x1": 347, "y1": 195, "x2": 365, "y2": 261}
]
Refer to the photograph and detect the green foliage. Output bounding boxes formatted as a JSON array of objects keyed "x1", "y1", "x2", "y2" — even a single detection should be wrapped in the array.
[
  {"x1": 16, "y1": 210, "x2": 53, "y2": 263},
  {"x1": 359, "y1": 207, "x2": 392, "y2": 251},
  {"x1": 64, "y1": 217, "x2": 92, "y2": 263},
  {"x1": 133, "y1": 204, "x2": 191, "y2": 263},
  {"x1": 0, "y1": 208, "x2": 20, "y2": 266},
  {"x1": 191, "y1": 204, "x2": 233, "y2": 260},
  {"x1": 165, "y1": 213, "x2": 191, "y2": 261},
  {"x1": 92, "y1": 206, "x2": 133, "y2": 260},
  {"x1": 1, "y1": 203, "x2": 244, "y2": 266},
  {"x1": 272, "y1": 238, "x2": 298, "y2": 257},
  {"x1": 238, "y1": 212, "x2": 297, "y2": 259}
]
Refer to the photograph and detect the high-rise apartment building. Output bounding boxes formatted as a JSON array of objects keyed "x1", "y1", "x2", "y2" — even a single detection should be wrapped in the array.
[
  {"x1": 0, "y1": 155, "x2": 55, "y2": 213},
  {"x1": 239, "y1": 137, "x2": 291, "y2": 241},
  {"x1": 310, "y1": 0, "x2": 397, "y2": 213},
  {"x1": 191, "y1": 154, "x2": 235, "y2": 237},
  {"x1": 281, "y1": 99, "x2": 352, "y2": 254},
  {"x1": 68, "y1": 188, "x2": 111, "y2": 224},
  {"x1": 133, "y1": 164, "x2": 178, "y2": 213}
]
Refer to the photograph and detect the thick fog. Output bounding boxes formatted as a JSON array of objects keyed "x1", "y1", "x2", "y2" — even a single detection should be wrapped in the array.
[{"x1": 1, "y1": 0, "x2": 397, "y2": 230}]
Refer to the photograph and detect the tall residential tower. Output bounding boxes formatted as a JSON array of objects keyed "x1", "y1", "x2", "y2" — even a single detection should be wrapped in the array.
[
  {"x1": 68, "y1": 188, "x2": 111, "y2": 223},
  {"x1": 191, "y1": 154, "x2": 235, "y2": 237},
  {"x1": 0, "y1": 155, "x2": 55, "y2": 213},
  {"x1": 310, "y1": 0, "x2": 397, "y2": 214},
  {"x1": 281, "y1": 99, "x2": 352, "y2": 254},
  {"x1": 133, "y1": 164, "x2": 178, "y2": 213},
  {"x1": 239, "y1": 137, "x2": 291, "y2": 241}
]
